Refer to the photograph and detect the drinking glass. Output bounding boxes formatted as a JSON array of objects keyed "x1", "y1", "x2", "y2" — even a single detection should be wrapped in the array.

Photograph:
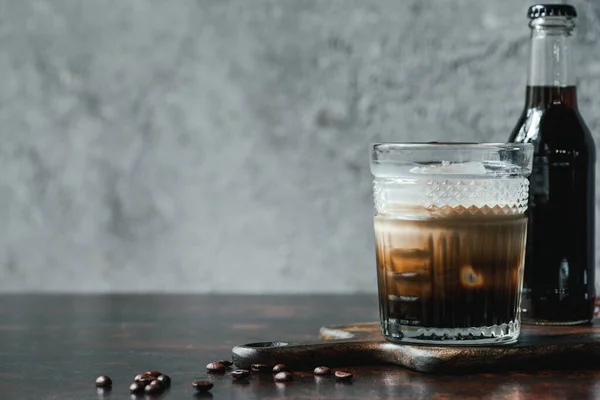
[{"x1": 371, "y1": 143, "x2": 533, "y2": 345}]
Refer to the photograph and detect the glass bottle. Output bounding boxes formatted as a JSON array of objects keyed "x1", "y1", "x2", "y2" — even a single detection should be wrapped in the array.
[{"x1": 509, "y1": 4, "x2": 596, "y2": 325}]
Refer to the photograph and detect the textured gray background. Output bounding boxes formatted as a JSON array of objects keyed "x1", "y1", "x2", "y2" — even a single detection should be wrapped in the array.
[{"x1": 1, "y1": 0, "x2": 599, "y2": 293}]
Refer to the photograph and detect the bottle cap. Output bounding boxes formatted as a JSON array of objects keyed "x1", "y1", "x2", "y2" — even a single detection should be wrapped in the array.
[{"x1": 528, "y1": 4, "x2": 577, "y2": 19}]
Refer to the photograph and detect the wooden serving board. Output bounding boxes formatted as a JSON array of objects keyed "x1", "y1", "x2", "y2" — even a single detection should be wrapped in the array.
[{"x1": 232, "y1": 321, "x2": 600, "y2": 373}]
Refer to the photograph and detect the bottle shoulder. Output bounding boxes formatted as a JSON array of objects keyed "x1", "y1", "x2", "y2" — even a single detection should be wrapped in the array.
[{"x1": 509, "y1": 106, "x2": 595, "y2": 155}]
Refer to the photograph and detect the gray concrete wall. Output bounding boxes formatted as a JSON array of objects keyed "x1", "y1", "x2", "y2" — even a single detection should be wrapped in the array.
[{"x1": 1, "y1": 0, "x2": 599, "y2": 292}]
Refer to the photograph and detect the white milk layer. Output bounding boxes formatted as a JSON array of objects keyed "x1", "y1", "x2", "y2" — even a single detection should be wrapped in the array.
[{"x1": 371, "y1": 161, "x2": 530, "y2": 218}]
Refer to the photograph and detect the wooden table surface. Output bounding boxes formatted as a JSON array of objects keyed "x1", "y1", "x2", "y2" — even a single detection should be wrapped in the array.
[{"x1": 1, "y1": 294, "x2": 599, "y2": 400}]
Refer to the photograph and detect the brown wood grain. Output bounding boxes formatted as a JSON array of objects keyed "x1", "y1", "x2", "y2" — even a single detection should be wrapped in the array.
[
  {"x1": 233, "y1": 321, "x2": 600, "y2": 373},
  {"x1": 0, "y1": 294, "x2": 598, "y2": 400}
]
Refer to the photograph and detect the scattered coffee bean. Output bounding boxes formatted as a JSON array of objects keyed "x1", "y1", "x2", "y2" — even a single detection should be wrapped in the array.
[
  {"x1": 231, "y1": 369, "x2": 250, "y2": 380},
  {"x1": 250, "y1": 363, "x2": 270, "y2": 373},
  {"x1": 144, "y1": 379, "x2": 165, "y2": 394},
  {"x1": 206, "y1": 362, "x2": 226, "y2": 373},
  {"x1": 95, "y1": 375, "x2": 112, "y2": 387},
  {"x1": 313, "y1": 366, "x2": 332, "y2": 376},
  {"x1": 272, "y1": 364, "x2": 289, "y2": 373},
  {"x1": 218, "y1": 360, "x2": 233, "y2": 367},
  {"x1": 134, "y1": 373, "x2": 154, "y2": 385},
  {"x1": 156, "y1": 374, "x2": 171, "y2": 387},
  {"x1": 129, "y1": 382, "x2": 145, "y2": 394},
  {"x1": 192, "y1": 380, "x2": 214, "y2": 392},
  {"x1": 274, "y1": 371, "x2": 293, "y2": 382},
  {"x1": 334, "y1": 370, "x2": 353, "y2": 381}
]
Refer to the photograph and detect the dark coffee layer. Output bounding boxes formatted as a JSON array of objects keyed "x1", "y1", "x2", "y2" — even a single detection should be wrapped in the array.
[{"x1": 375, "y1": 213, "x2": 527, "y2": 328}]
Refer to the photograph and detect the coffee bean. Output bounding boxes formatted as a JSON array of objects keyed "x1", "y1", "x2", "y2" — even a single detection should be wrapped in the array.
[
  {"x1": 134, "y1": 373, "x2": 154, "y2": 385},
  {"x1": 144, "y1": 370, "x2": 162, "y2": 378},
  {"x1": 313, "y1": 366, "x2": 332, "y2": 376},
  {"x1": 156, "y1": 374, "x2": 171, "y2": 387},
  {"x1": 206, "y1": 362, "x2": 226, "y2": 373},
  {"x1": 95, "y1": 375, "x2": 112, "y2": 387},
  {"x1": 129, "y1": 382, "x2": 145, "y2": 393},
  {"x1": 218, "y1": 360, "x2": 233, "y2": 367},
  {"x1": 192, "y1": 380, "x2": 214, "y2": 392},
  {"x1": 272, "y1": 364, "x2": 289, "y2": 373},
  {"x1": 144, "y1": 379, "x2": 165, "y2": 394},
  {"x1": 231, "y1": 369, "x2": 250, "y2": 380},
  {"x1": 334, "y1": 370, "x2": 353, "y2": 381},
  {"x1": 250, "y1": 364, "x2": 270, "y2": 373},
  {"x1": 274, "y1": 371, "x2": 293, "y2": 382}
]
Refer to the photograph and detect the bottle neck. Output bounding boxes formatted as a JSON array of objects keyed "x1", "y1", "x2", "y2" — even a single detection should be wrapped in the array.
[
  {"x1": 526, "y1": 17, "x2": 577, "y2": 108},
  {"x1": 524, "y1": 86, "x2": 578, "y2": 108}
]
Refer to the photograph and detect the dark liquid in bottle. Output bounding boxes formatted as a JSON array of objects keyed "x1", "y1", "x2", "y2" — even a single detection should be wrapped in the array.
[{"x1": 509, "y1": 86, "x2": 596, "y2": 324}]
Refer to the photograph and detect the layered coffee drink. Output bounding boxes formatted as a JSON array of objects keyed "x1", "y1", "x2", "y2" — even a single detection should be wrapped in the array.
[
  {"x1": 375, "y1": 209, "x2": 527, "y2": 341},
  {"x1": 370, "y1": 143, "x2": 533, "y2": 345}
]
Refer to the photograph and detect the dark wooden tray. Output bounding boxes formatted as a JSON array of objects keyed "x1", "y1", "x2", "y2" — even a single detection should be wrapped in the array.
[{"x1": 232, "y1": 321, "x2": 600, "y2": 373}]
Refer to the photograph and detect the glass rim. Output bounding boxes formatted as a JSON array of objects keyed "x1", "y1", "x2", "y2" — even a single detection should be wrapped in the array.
[{"x1": 372, "y1": 142, "x2": 533, "y2": 152}]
